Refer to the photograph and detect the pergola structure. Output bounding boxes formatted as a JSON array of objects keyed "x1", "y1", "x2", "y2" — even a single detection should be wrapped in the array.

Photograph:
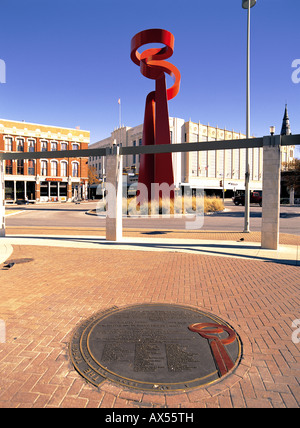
[{"x1": 1, "y1": 133, "x2": 299, "y2": 250}]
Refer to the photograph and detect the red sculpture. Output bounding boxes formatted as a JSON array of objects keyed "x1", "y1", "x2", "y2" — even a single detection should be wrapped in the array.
[
  {"x1": 131, "y1": 29, "x2": 181, "y2": 201},
  {"x1": 188, "y1": 323, "x2": 237, "y2": 377}
]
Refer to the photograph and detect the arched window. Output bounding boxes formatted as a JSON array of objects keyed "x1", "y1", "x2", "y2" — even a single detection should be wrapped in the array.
[
  {"x1": 61, "y1": 161, "x2": 68, "y2": 177},
  {"x1": 4, "y1": 136, "x2": 13, "y2": 151},
  {"x1": 28, "y1": 139, "x2": 36, "y2": 152},
  {"x1": 5, "y1": 160, "x2": 12, "y2": 174},
  {"x1": 41, "y1": 160, "x2": 47, "y2": 176},
  {"x1": 41, "y1": 140, "x2": 48, "y2": 152},
  {"x1": 72, "y1": 162, "x2": 79, "y2": 177},
  {"x1": 28, "y1": 160, "x2": 35, "y2": 176},
  {"x1": 51, "y1": 160, "x2": 58, "y2": 177},
  {"x1": 17, "y1": 138, "x2": 24, "y2": 152},
  {"x1": 17, "y1": 160, "x2": 24, "y2": 174}
]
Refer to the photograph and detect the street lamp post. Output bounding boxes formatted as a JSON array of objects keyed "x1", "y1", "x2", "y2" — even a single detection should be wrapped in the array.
[
  {"x1": 270, "y1": 126, "x2": 275, "y2": 136},
  {"x1": 242, "y1": 0, "x2": 256, "y2": 233}
]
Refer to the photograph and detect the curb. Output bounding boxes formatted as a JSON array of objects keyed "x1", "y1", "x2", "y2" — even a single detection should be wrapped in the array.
[{"x1": 85, "y1": 209, "x2": 225, "y2": 217}]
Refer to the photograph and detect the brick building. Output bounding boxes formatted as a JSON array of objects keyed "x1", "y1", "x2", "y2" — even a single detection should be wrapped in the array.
[{"x1": 0, "y1": 119, "x2": 90, "y2": 203}]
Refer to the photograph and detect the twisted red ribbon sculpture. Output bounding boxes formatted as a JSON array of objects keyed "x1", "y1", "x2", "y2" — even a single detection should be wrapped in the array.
[
  {"x1": 131, "y1": 29, "x2": 181, "y2": 201},
  {"x1": 188, "y1": 323, "x2": 237, "y2": 377}
]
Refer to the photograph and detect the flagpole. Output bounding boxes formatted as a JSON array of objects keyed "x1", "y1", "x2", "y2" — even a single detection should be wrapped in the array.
[{"x1": 118, "y1": 98, "x2": 121, "y2": 128}]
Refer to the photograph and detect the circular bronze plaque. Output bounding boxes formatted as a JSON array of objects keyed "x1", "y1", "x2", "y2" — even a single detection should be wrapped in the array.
[{"x1": 69, "y1": 304, "x2": 242, "y2": 391}]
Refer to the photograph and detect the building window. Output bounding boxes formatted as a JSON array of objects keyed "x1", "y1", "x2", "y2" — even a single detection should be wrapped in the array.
[
  {"x1": 61, "y1": 143, "x2": 68, "y2": 151},
  {"x1": 17, "y1": 160, "x2": 24, "y2": 175},
  {"x1": 5, "y1": 137, "x2": 13, "y2": 151},
  {"x1": 50, "y1": 182, "x2": 58, "y2": 197},
  {"x1": 51, "y1": 142, "x2": 58, "y2": 152},
  {"x1": 59, "y1": 182, "x2": 68, "y2": 197},
  {"x1": 28, "y1": 139, "x2": 35, "y2": 152},
  {"x1": 40, "y1": 182, "x2": 48, "y2": 197},
  {"x1": 41, "y1": 141, "x2": 48, "y2": 152},
  {"x1": 72, "y1": 162, "x2": 79, "y2": 177},
  {"x1": 133, "y1": 140, "x2": 136, "y2": 165},
  {"x1": 17, "y1": 139, "x2": 24, "y2": 152},
  {"x1": 28, "y1": 160, "x2": 35, "y2": 176},
  {"x1": 72, "y1": 143, "x2": 79, "y2": 150},
  {"x1": 139, "y1": 139, "x2": 142, "y2": 162},
  {"x1": 41, "y1": 160, "x2": 47, "y2": 176},
  {"x1": 5, "y1": 181, "x2": 14, "y2": 200},
  {"x1": 5, "y1": 160, "x2": 13, "y2": 174},
  {"x1": 61, "y1": 161, "x2": 67, "y2": 177},
  {"x1": 208, "y1": 151, "x2": 216, "y2": 178},
  {"x1": 27, "y1": 182, "x2": 35, "y2": 200},
  {"x1": 51, "y1": 161, "x2": 58, "y2": 177}
]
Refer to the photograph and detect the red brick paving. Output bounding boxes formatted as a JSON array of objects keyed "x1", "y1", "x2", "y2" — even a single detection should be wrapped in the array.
[{"x1": 0, "y1": 238, "x2": 299, "y2": 408}]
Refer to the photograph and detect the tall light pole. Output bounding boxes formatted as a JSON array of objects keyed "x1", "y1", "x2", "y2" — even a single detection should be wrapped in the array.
[{"x1": 242, "y1": 0, "x2": 256, "y2": 233}]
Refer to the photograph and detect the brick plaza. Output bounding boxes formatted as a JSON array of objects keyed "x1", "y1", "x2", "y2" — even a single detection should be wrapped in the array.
[{"x1": 0, "y1": 228, "x2": 299, "y2": 408}]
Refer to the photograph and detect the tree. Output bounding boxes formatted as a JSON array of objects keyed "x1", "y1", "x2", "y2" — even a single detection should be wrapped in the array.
[
  {"x1": 88, "y1": 166, "x2": 100, "y2": 185},
  {"x1": 282, "y1": 159, "x2": 300, "y2": 195}
]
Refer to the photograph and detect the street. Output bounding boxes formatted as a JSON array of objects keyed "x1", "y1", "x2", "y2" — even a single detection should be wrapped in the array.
[{"x1": 5, "y1": 200, "x2": 300, "y2": 235}]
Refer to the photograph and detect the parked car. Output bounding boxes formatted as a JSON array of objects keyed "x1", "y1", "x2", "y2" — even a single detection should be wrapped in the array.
[{"x1": 232, "y1": 191, "x2": 262, "y2": 206}]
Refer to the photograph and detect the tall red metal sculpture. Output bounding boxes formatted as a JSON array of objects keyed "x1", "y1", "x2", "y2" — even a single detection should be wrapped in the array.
[{"x1": 131, "y1": 29, "x2": 181, "y2": 201}]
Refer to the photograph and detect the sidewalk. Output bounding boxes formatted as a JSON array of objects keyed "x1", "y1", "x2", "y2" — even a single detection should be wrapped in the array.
[
  {"x1": 1, "y1": 233, "x2": 299, "y2": 265},
  {"x1": 0, "y1": 229, "x2": 299, "y2": 408}
]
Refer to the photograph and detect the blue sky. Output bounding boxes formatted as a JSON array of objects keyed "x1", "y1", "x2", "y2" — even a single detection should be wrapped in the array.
[{"x1": 0, "y1": 0, "x2": 299, "y2": 157}]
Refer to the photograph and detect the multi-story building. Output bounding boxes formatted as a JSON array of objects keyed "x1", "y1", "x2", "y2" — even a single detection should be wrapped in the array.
[
  {"x1": 88, "y1": 118, "x2": 256, "y2": 196},
  {"x1": 89, "y1": 111, "x2": 295, "y2": 196},
  {"x1": 182, "y1": 120, "x2": 252, "y2": 194},
  {"x1": 0, "y1": 119, "x2": 90, "y2": 203}
]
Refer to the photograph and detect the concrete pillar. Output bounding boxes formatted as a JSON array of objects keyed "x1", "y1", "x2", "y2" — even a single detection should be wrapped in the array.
[
  {"x1": 261, "y1": 135, "x2": 281, "y2": 250},
  {"x1": 289, "y1": 187, "x2": 295, "y2": 205},
  {"x1": 13, "y1": 180, "x2": 16, "y2": 202},
  {"x1": 36, "y1": 175, "x2": 40, "y2": 201},
  {"x1": 24, "y1": 180, "x2": 27, "y2": 199},
  {"x1": 106, "y1": 145, "x2": 123, "y2": 241},
  {"x1": 0, "y1": 161, "x2": 5, "y2": 237}
]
